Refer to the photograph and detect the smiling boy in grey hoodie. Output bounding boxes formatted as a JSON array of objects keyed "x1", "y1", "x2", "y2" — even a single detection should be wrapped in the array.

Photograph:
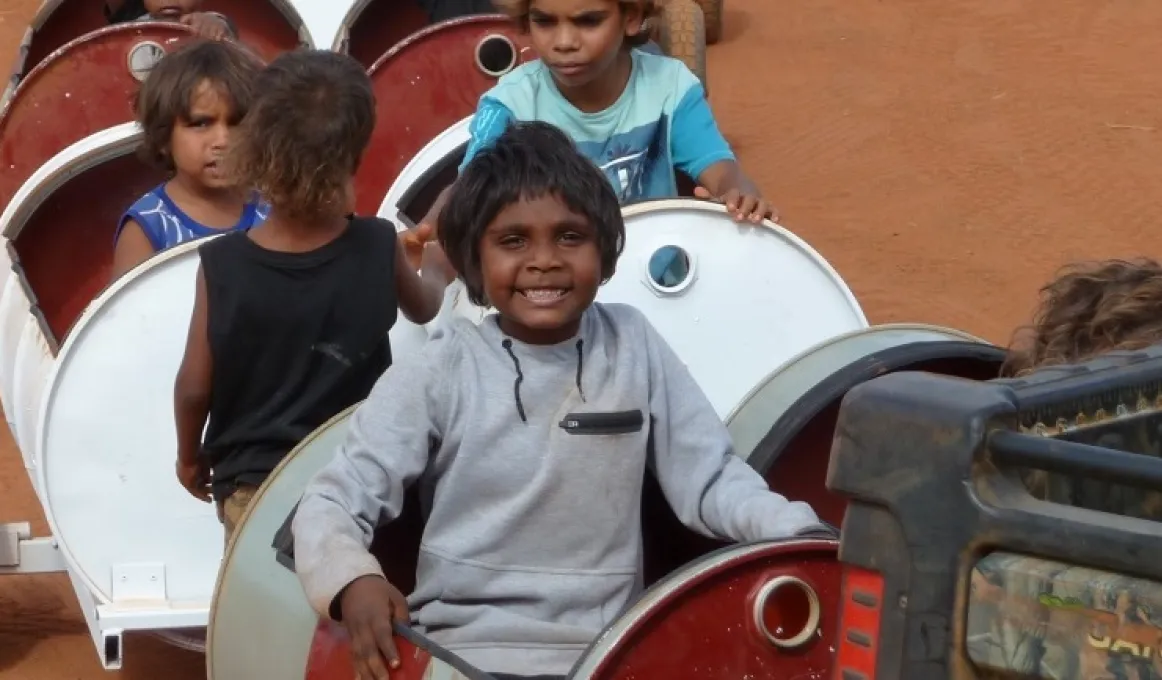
[{"x1": 291, "y1": 121, "x2": 827, "y2": 680}]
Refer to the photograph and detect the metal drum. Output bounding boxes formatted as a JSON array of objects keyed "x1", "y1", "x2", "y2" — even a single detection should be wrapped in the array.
[
  {"x1": 0, "y1": 23, "x2": 191, "y2": 212},
  {"x1": 36, "y1": 236, "x2": 446, "y2": 654},
  {"x1": 378, "y1": 116, "x2": 471, "y2": 229},
  {"x1": 725, "y1": 324, "x2": 1005, "y2": 525},
  {"x1": 21, "y1": 0, "x2": 305, "y2": 73},
  {"x1": 298, "y1": 538, "x2": 840, "y2": 679},
  {"x1": 0, "y1": 248, "x2": 56, "y2": 481},
  {"x1": 355, "y1": 15, "x2": 532, "y2": 214},
  {"x1": 207, "y1": 406, "x2": 353, "y2": 680},
  {"x1": 605, "y1": 199, "x2": 868, "y2": 418},
  {"x1": 333, "y1": 0, "x2": 431, "y2": 67},
  {"x1": 1, "y1": 123, "x2": 156, "y2": 344},
  {"x1": 570, "y1": 539, "x2": 840, "y2": 679},
  {"x1": 208, "y1": 406, "x2": 488, "y2": 680}
]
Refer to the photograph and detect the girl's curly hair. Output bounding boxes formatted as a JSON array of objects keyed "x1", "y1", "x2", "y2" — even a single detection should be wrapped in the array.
[
  {"x1": 1002, "y1": 258, "x2": 1162, "y2": 377},
  {"x1": 226, "y1": 50, "x2": 374, "y2": 224},
  {"x1": 134, "y1": 39, "x2": 261, "y2": 172},
  {"x1": 492, "y1": 0, "x2": 658, "y2": 47}
]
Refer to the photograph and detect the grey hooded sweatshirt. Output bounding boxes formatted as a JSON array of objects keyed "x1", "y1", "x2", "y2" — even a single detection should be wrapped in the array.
[{"x1": 292, "y1": 302, "x2": 821, "y2": 677}]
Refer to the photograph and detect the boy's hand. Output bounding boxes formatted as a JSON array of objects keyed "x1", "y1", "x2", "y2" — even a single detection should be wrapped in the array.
[
  {"x1": 341, "y1": 575, "x2": 411, "y2": 680},
  {"x1": 693, "y1": 186, "x2": 779, "y2": 224},
  {"x1": 402, "y1": 223, "x2": 456, "y2": 280},
  {"x1": 176, "y1": 459, "x2": 211, "y2": 502},
  {"x1": 180, "y1": 12, "x2": 233, "y2": 40},
  {"x1": 400, "y1": 222, "x2": 436, "y2": 271}
]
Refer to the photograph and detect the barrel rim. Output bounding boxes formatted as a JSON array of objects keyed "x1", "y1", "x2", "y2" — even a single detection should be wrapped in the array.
[{"x1": 33, "y1": 235, "x2": 218, "y2": 604}]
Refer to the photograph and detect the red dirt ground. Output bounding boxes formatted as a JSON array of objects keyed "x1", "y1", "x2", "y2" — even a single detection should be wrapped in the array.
[{"x1": 3, "y1": 0, "x2": 1162, "y2": 677}]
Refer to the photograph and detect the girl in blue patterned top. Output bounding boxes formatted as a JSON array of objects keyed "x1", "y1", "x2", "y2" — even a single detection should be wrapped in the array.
[{"x1": 111, "y1": 40, "x2": 268, "y2": 281}]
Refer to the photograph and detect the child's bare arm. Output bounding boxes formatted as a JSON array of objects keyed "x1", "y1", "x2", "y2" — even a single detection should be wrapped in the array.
[
  {"x1": 395, "y1": 232, "x2": 451, "y2": 325},
  {"x1": 669, "y1": 80, "x2": 779, "y2": 223},
  {"x1": 173, "y1": 265, "x2": 213, "y2": 501},
  {"x1": 111, "y1": 219, "x2": 155, "y2": 282}
]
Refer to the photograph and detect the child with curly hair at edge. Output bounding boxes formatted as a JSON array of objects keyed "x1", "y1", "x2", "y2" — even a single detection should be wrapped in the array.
[
  {"x1": 292, "y1": 121, "x2": 830, "y2": 680},
  {"x1": 1003, "y1": 257, "x2": 1162, "y2": 521},
  {"x1": 403, "y1": 0, "x2": 775, "y2": 266},
  {"x1": 173, "y1": 50, "x2": 448, "y2": 544},
  {"x1": 111, "y1": 40, "x2": 267, "y2": 280}
]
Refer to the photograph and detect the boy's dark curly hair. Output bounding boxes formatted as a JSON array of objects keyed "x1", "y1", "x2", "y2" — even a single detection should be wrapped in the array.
[
  {"x1": 226, "y1": 50, "x2": 375, "y2": 224},
  {"x1": 438, "y1": 121, "x2": 625, "y2": 307},
  {"x1": 134, "y1": 39, "x2": 261, "y2": 172},
  {"x1": 492, "y1": 0, "x2": 658, "y2": 47},
  {"x1": 1002, "y1": 258, "x2": 1162, "y2": 377}
]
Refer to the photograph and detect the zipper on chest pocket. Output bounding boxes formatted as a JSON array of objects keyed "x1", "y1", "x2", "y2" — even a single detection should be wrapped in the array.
[{"x1": 559, "y1": 409, "x2": 645, "y2": 435}]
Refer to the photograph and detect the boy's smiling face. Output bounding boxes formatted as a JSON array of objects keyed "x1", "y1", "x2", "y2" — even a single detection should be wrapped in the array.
[
  {"x1": 528, "y1": 0, "x2": 643, "y2": 90},
  {"x1": 479, "y1": 193, "x2": 602, "y2": 345}
]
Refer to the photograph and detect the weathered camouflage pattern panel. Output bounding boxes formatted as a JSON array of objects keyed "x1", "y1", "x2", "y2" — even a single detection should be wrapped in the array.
[
  {"x1": 967, "y1": 551, "x2": 1162, "y2": 679},
  {"x1": 1019, "y1": 409, "x2": 1162, "y2": 521}
]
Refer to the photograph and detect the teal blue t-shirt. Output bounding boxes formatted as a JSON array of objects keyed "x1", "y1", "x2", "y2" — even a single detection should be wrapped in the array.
[{"x1": 459, "y1": 50, "x2": 735, "y2": 202}]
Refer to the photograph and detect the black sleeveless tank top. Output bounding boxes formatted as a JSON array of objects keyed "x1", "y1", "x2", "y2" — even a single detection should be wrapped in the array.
[{"x1": 199, "y1": 216, "x2": 399, "y2": 499}]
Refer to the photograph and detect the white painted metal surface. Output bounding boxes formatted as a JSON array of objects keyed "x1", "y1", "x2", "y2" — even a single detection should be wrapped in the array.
[
  {"x1": 207, "y1": 406, "x2": 355, "y2": 680},
  {"x1": 34, "y1": 230, "x2": 454, "y2": 627},
  {"x1": 0, "y1": 122, "x2": 140, "y2": 240},
  {"x1": 11, "y1": 314, "x2": 54, "y2": 463},
  {"x1": 0, "y1": 264, "x2": 31, "y2": 438},
  {"x1": 33, "y1": 233, "x2": 439, "y2": 609},
  {"x1": 279, "y1": 0, "x2": 357, "y2": 51},
  {"x1": 37, "y1": 241, "x2": 223, "y2": 610},
  {"x1": 603, "y1": 200, "x2": 868, "y2": 418},
  {"x1": 377, "y1": 116, "x2": 472, "y2": 229},
  {"x1": 724, "y1": 324, "x2": 989, "y2": 462}
]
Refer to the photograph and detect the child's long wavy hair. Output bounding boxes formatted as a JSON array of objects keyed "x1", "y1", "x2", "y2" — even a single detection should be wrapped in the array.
[
  {"x1": 1002, "y1": 258, "x2": 1162, "y2": 377},
  {"x1": 226, "y1": 50, "x2": 374, "y2": 224},
  {"x1": 134, "y1": 40, "x2": 261, "y2": 172},
  {"x1": 492, "y1": 0, "x2": 658, "y2": 47}
]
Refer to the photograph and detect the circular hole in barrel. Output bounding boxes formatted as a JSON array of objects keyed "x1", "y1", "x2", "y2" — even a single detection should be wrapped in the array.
[
  {"x1": 755, "y1": 576, "x2": 819, "y2": 648},
  {"x1": 646, "y1": 245, "x2": 692, "y2": 291},
  {"x1": 475, "y1": 34, "x2": 518, "y2": 78}
]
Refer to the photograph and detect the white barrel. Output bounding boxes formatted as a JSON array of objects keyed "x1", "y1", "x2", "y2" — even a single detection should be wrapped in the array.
[
  {"x1": 207, "y1": 406, "x2": 355, "y2": 680},
  {"x1": 0, "y1": 248, "x2": 29, "y2": 438},
  {"x1": 726, "y1": 323, "x2": 995, "y2": 460},
  {"x1": 377, "y1": 116, "x2": 471, "y2": 230},
  {"x1": 603, "y1": 199, "x2": 868, "y2": 417},
  {"x1": 35, "y1": 235, "x2": 448, "y2": 650}
]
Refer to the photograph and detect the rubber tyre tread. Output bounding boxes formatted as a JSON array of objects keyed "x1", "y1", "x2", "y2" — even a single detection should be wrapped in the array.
[
  {"x1": 694, "y1": 0, "x2": 723, "y2": 44},
  {"x1": 656, "y1": 0, "x2": 708, "y2": 93}
]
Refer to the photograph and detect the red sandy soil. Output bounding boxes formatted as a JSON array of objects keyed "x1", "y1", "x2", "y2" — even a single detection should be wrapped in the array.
[{"x1": 2, "y1": 0, "x2": 1162, "y2": 677}]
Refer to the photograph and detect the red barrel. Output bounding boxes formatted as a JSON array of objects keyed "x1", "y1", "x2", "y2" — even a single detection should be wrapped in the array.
[
  {"x1": 354, "y1": 15, "x2": 532, "y2": 215},
  {"x1": 23, "y1": 0, "x2": 300, "y2": 72}
]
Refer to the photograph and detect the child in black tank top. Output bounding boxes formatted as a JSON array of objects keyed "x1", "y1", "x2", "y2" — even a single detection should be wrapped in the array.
[{"x1": 172, "y1": 50, "x2": 450, "y2": 544}]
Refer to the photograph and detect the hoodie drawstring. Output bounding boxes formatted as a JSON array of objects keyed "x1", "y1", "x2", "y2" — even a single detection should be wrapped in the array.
[{"x1": 501, "y1": 338, "x2": 586, "y2": 423}]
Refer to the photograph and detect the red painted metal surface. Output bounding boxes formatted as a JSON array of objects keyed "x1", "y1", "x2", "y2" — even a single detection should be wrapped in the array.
[
  {"x1": 24, "y1": 0, "x2": 299, "y2": 71},
  {"x1": 305, "y1": 541, "x2": 840, "y2": 679},
  {"x1": 354, "y1": 15, "x2": 533, "y2": 215},
  {"x1": 0, "y1": 23, "x2": 191, "y2": 212},
  {"x1": 758, "y1": 355, "x2": 1001, "y2": 526},
  {"x1": 12, "y1": 153, "x2": 163, "y2": 342},
  {"x1": 344, "y1": 0, "x2": 432, "y2": 67},
  {"x1": 306, "y1": 620, "x2": 441, "y2": 680},
  {"x1": 582, "y1": 540, "x2": 840, "y2": 680}
]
